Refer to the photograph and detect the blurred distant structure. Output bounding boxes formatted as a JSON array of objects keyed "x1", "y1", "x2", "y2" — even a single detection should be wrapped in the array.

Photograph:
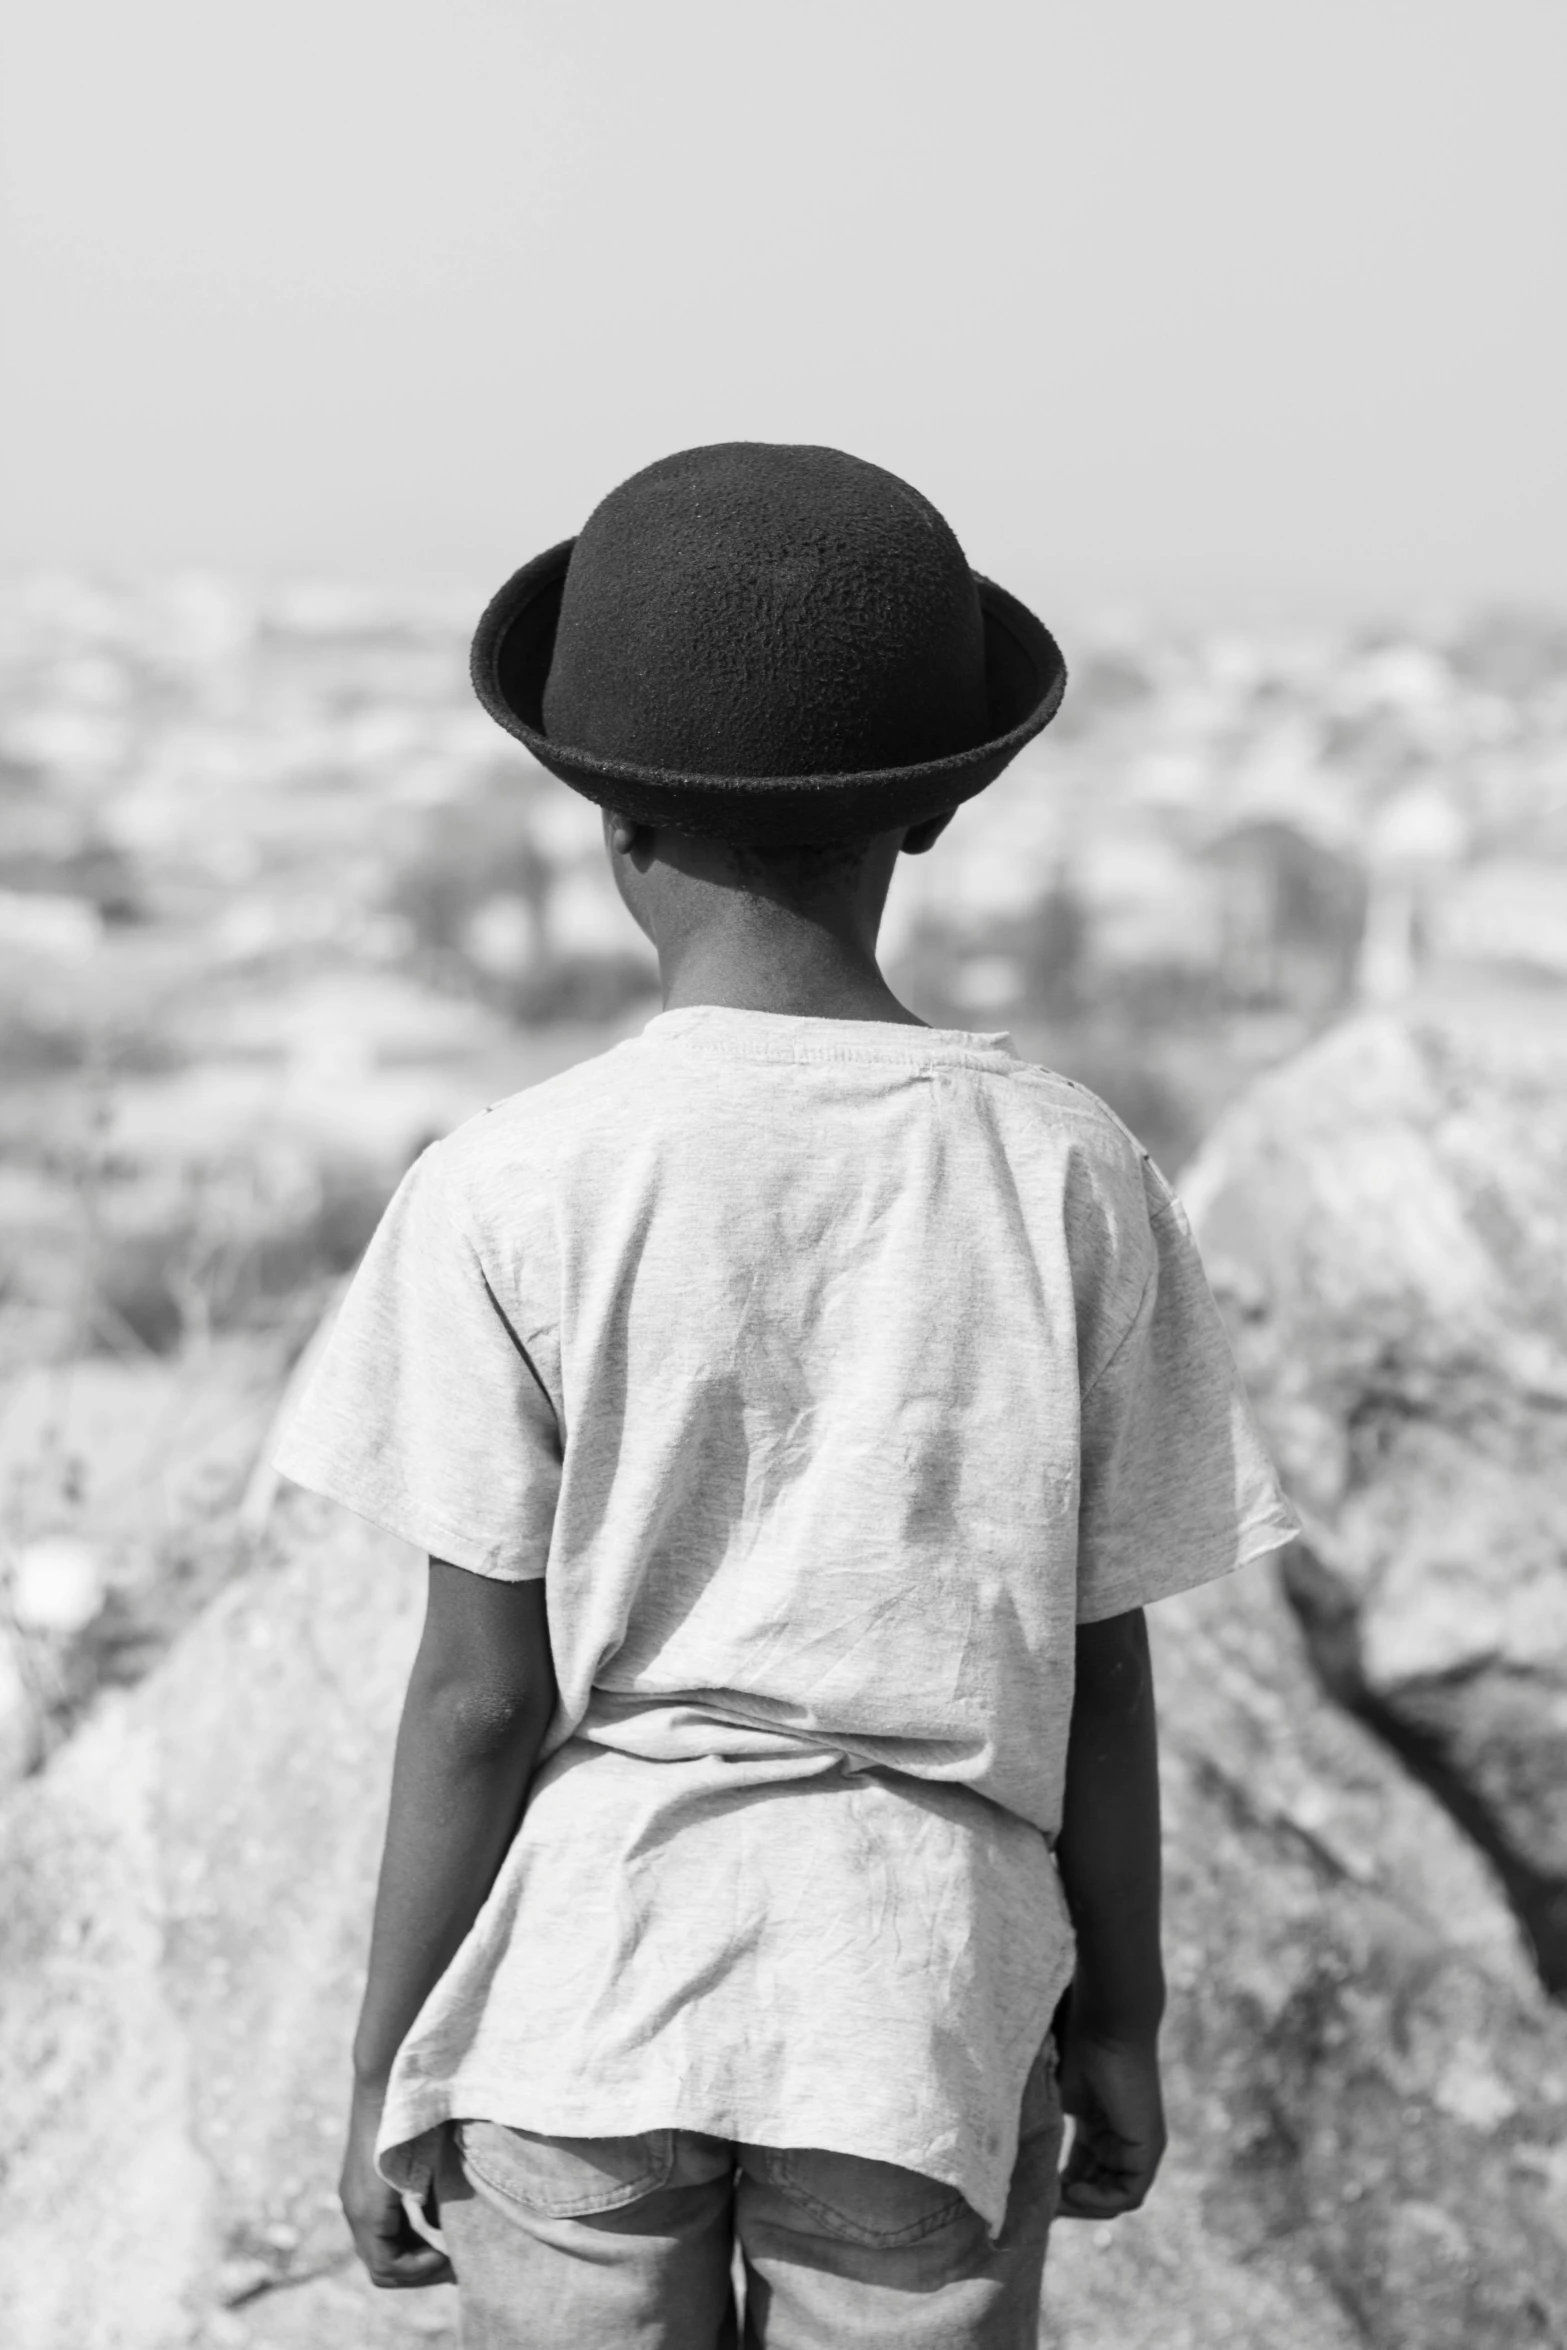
[
  {"x1": 1201, "y1": 818, "x2": 1367, "y2": 1016},
  {"x1": 0, "y1": 576, "x2": 1565, "y2": 1383}
]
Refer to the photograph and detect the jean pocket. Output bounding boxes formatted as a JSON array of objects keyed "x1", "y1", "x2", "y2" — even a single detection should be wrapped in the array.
[
  {"x1": 758, "y1": 2146, "x2": 968, "y2": 2248},
  {"x1": 457, "y1": 2120, "x2": 676, "y2": 2218}
]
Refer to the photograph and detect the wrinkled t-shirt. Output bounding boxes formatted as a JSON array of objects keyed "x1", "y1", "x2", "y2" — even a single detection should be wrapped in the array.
[{"x1": 270, "y1": 1004, "x2": 1298, "y2": 2233}]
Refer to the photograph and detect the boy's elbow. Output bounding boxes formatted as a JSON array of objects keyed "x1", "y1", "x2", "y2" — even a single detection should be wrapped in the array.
[
  {"x1": 411, "y1": 1562, "x2": 557, "y2": 1757},
  {"x1": 413, "y1": 1666, "x2": 555, "y2": 1760}
]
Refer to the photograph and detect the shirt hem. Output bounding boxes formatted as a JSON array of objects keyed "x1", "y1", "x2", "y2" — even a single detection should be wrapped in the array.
[
  {"x1": 376, "y1": 1959, "x2": 1074, "y2": 2244},
  {"x1": 269, "y1": 1448, "x2": 546, "y2": 1581},
  {"x1": 379, "y1": 2076, "x2": 1038, "y2": 2236},
  {"x1": 1074, "y1": 1508, "x2": 1299, "y2": 1625}
]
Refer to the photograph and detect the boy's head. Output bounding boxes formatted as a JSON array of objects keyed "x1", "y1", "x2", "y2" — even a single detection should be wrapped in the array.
[
  {"x1": 470, "y1": 441, "x2": 1065, "y2": 861},
  {"x1": 542, "y1": 443, "x2": 989, "y2": 790}
]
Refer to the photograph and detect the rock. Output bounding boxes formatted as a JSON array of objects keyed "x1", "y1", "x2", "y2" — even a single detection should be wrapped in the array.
[
  {"x1": 0, "y1": 1340, "x2": 290, "y2": 1583},
  {"x1": 0, "y1": 1625, "x2": 41, "y2": 1782},
  {"x1": 1178, "y1": 1005, "x2": 1567, "y2": 1993},
  {"x1": 0, "y1": 1491, "x2": 447, "y2": 2350},
  {"x1": 10, "y1": 1534, "x2": 107, "y2": 1636},
  {"x1": 1043, "y1": 1558, "x2": 1567, "y2": 2348},
  {"x1": 0, "y1": 1335, "x2": 307, "y2": 1795},
  {"x1": 3, "y1": 1471, "x2": 1564, "y2": 2346}
]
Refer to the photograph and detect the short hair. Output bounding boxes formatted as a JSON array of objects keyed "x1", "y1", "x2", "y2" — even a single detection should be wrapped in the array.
[
  {"x1": 601, "y1": 809, "x2": 879, "y2": 898},
  {"x1": 722, "y1": 834, "x2": 877, "y2": 897}
]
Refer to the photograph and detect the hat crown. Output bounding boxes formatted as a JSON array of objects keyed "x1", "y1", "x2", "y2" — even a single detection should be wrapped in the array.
[{"x1": 541, "y1": 443, "x2": 989, "y2": 779}]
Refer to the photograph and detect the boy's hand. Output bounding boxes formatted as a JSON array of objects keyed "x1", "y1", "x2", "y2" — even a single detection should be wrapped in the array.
[
  {"x1": 1056, "y1": 2021, "x2": 1166, "y2": 2220},
  {"x1": 340, "y1": 2080, "x2": 453, "y2": 2290},
  {"x1": 1054, "y1": 1611, "x2": 1167, "y2": 2221}
]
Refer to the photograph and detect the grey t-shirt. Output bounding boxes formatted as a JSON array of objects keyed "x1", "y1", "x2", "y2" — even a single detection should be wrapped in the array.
[{"x1": 272, "y1": 1005, "x2": 1297, "y2": 2231}]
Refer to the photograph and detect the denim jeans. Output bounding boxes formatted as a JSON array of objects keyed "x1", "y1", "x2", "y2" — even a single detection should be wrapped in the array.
[{"x1": 430, "y1": 2038, "x2": 1064, "y2": 2349}]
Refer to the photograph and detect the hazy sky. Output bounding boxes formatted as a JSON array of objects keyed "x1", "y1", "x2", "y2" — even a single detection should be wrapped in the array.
[{"x1": 4, "y1": 0, "x2": 1564, "y2": 620}]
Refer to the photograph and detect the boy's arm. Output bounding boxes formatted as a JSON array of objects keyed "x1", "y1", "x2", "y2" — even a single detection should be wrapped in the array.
[
  {"x1": 341, "y1": 1560, "x2": 557, "y2": 2290},
  {"x1": 1052, "y1": 1605, "x2": 1168, "y2": 2220}
]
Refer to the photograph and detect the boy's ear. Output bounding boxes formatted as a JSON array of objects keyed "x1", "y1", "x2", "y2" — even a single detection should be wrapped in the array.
[
  {"x1": 900, "y1": 809, "x2": 957, "y2": 857},
  {"x1": 602, "y1": 809, "x2": 657, "y2": 868}
]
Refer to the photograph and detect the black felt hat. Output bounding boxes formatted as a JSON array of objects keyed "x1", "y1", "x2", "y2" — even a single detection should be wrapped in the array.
[{"x1": 470, "y1": 442, "x2": 1066, "y2": 845}]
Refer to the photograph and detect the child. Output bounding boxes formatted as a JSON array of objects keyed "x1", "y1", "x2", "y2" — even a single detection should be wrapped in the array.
[{"x1": 271, "y1": 442, "x2": 1298, "y2": 2349}]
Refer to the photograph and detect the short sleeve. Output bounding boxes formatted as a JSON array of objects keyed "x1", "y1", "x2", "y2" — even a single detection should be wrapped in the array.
[
  {"x1": 270, "y1": 1142, "x2": 560, "y2": 1580},
  {"x1": 1075, "y1": 1189, "x2": 1298, "y2": 1624}
]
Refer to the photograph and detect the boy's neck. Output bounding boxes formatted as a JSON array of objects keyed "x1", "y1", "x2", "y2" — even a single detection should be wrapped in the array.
[{"x1": 655, "y1": 903, "x2": 925, "y2": 1027}]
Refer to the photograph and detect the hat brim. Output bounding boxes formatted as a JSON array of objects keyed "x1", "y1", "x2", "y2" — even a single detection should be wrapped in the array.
[{"x1": 470, "y1": 539, "x2": 1067, "y2": 846}]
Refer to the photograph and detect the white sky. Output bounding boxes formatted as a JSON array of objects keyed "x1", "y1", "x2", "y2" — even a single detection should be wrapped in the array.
[{"x1": 3, "y1": 0, "x2": 1564, "y2": 620}]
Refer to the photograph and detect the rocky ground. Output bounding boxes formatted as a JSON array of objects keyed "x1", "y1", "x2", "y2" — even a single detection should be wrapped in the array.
[
  {"x1": 1184, "y1": 986, "x2": 1567, "y2": 2001},
  {"x1": 1, "y1": 998, "x2": 1564, "y2": 2348}
]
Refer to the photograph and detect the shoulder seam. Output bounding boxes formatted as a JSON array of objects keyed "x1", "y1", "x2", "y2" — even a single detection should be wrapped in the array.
[
  {"x1": 418, "y1": 1141, "x2": 495, "y2": 1269},
  {"x1": 1007, "y1": 1062, "x2": 1158, "y2": 1153},
  {"x1": 424, "y1": 1145, "x2": 561, "y2": 1410}
]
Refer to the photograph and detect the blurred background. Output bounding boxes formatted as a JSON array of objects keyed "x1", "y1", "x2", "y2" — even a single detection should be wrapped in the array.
[
  {"x1": 4, "y1": 0, "x2": 1565, "y2": 1684},
  {"x1": 3, "y1": 6, "x2": 1566, "y2": 2345}
]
